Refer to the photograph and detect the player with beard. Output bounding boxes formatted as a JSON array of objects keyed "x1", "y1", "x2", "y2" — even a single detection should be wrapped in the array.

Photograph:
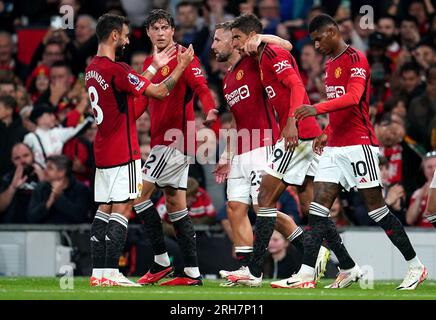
[
  {"x1": 289, "y1": 14, "x2": 427, "y2": 290},
  {"x1": 211, "y1": 22, "x2": 330, "y2": 287},
  {"x1": 133, "y1": 9, "x2": 218, "y2": 286},
  {"x1": 219, "y1": 14, "x2": 353, "y2": 288},
  {"x1": 86, "y1": 13, "x2": 194, "y2": 287}
]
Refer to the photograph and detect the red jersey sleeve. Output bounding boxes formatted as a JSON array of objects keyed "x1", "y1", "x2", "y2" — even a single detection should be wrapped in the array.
[
  {"x1": 184, "y1": 57, "x2": 215, "y2": 113},
  {"x1": 113, "y1": 63, "x2": 151, "y2": 97},
  {"x1": 263, "y1": 45, "x2": 306, "y2": 117},
  {"x1": 315, "y1": 53, "x2": 369, "y2": 114}
]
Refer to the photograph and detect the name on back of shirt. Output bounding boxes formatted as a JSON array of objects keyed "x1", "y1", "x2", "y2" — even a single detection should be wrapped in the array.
[{"x1": 85, "y1": 70, "x2": 109, "y2": 90}]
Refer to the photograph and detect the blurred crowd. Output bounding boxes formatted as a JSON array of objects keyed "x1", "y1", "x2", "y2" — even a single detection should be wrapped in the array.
[{"x1": 1, "y1": 0, "x2": 436, "y2": 247}]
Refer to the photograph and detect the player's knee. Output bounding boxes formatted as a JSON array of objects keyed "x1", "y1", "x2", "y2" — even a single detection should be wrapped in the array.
[{"x1": 227, "y1": 202, "x2": 246, "y2": 221}]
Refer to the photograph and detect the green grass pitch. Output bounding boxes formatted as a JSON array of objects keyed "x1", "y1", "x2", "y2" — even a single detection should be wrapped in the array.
[{"x1": 0, "y1": 277, "x2": 435, "y2": 300}]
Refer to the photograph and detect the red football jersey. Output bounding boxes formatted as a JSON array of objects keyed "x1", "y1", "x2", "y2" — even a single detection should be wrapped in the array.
[
  {"x1": 324, "y1": 46, "x2": 378, "y2": 147},
  {"x1": 223, "y1": 56, "x2": 279, "y2": 154},
  {"x1": 142, "y1": 44, "x2": 215, "y2": 153},
  {"x1": 85, "y1": 56, "x2": 150, "y2": 168},
  {"x1": 259, "y1": 43, "x2": 321, "y2": 139}
]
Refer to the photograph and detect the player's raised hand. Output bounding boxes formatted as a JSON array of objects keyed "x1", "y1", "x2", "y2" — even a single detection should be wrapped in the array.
[
  {"x1": 312, "y1": 132, "x2": 327, "y2": 155},
  {"x1": 244, "y1": 34, "x2": 262, "y2": 55},
  {"x1": 177, "y1": 44, "x2": 194, "y2": 68},
  {"x1": 203, "y1": 109, "x2": 219, "y2": 126},
  {"x1": 294, "y1": 104, "x2": 317, "y2": 121},
  {"x1": 281, "y1": 117, "x2": 299, "y2": 151},
  {"x1": 152, "y1": 45, "x2": 177, "y2": 69}
]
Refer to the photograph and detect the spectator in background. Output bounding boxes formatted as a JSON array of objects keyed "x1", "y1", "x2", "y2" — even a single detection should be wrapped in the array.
[
  {"x1": 407, "y1": 151, "x2": 436, "y2": 227},
  {"x1": 408, "y1": 0, "x2": 432, "y2": 36},
  {"x1": 408, "y1": 64, "x2": 436, "y2": 150},
  {"x1": 367, "y1": 32, "x2": 393, "y2": 113},
  {"x1": 27, "y1": 155, "x2": 90, "y2": 224},
  {"x1": 157, "y1": 177, "x2": 216, "y2": 235},
  {"x1": 397, "y1": 61, "x2": 425, "y2": 107},
  {"x1": 139, "y1": 139, "x2": 151, "y2": 164},
  {"x1": 413, "y1": 42, "x2": 436, "y2": 71},
  {"x1": 63, "y1": 122, "x2": 97, "y2": 187},
  {"x1": 73, "y1": 14, "x2": 98, "y2": 74},
  {"x1": 15, "y1": 85, "x2": 32, "y2": 111},
  {"x1": 0, "y1": 78, "x2": 17, "y2": 99},
  {"x1": 131, "y1": 51, "x2": 148, "y2": 74},
  {"x1": 30, "y1": 39, "x2": 66, "y2": 74},
  {"x1": 258, "y1": 0, "x2": 281, "y2": 35},
  {"x1": 26, "y1": 65, "x2": 50, "y2": 103},
  {"x1": 136, "y1": 110, "x2": 151, "y2": 145},
  {"x1": 380, "y1": 156, "x2": 407, "y2": 225},
  {"x1": 35, "y1": 61, "x2": 75, "y2": 111},
  {"x1": 330, "y1": 198, "x2": 351, "y2": 227},
  {"x1": 377, "y1": 15, "x2": 402, "y2": 70},
  {"x1": 299, "y1": 42, "x2": 324, "y2": 104},
  {"x1": 277, "y1": 186, "x2": 301, "y2": 225},
  {"x1": 399, "y1": 15, "x2": 421, "y2": 52},
  {"x1": 262, "y1": 230, "x2": 301, "y2": 279},
  {"x1": 23, "y1": 105, "x2": 92, "y2": 167},
  {"x1": 0, "y1": 143, "x2": 45, "y2": 223},
  {"x1": 75, "y1": 15, "x2": 97, "y2": 48},
  {"x1": 0, "y1": 31, "x2": 27, "y2": 81},
  {"x1": 175, "y1": 1, "x2": 209, "y2": 59},
  {"x1": 422, "y1": 13, "x2": 436, "y2": 48},
  {"x1": 204, "y1": 0, "x2": 235, "y2": 32},
  {"x1": 0, "y1": 95, "x2": 27, "y2": 178}
]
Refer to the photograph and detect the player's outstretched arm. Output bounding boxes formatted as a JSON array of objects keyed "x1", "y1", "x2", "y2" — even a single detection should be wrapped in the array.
[
  {"x1": 244, "y1": 34, "x2": 292, "y2": 55},
  {"x1": 144, "y1": 44, "x2": 194, "y2": 99}
]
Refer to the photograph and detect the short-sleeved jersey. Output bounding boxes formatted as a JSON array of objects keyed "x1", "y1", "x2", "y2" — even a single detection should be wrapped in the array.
[
  {"x1": 85, "y1": 56, "x2": 150, "y2": 168},
  {"x1": 223, "y1": 56, "x2": 279, "y2": 154},
  {"x1": 143, "y1": 44, "x2": 210, "y2": 152},
  {"x1": 259, "y1": 44, "x2": 321, "y2": 139},
  {"x1": 324, "y1": 46, "x2": 378, "y2": 147}
]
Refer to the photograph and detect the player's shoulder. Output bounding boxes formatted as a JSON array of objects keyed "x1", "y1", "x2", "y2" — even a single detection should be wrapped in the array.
[{"x1": 343, "y1": 46, "x2": 368, "y2": 65}]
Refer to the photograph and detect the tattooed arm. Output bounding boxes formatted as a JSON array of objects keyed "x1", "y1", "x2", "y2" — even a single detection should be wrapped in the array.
[{"x1": 144, "y1": 44, "x2": 194, "y2": 99}]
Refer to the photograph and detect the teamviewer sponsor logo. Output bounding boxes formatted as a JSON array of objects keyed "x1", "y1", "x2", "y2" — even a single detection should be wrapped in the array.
[
  {"x1": 225, "y1": 85, "x2": 250, "y2": 107},
  {"x1": 326, "y1": 85, "x2": 345, "y2": 99}
]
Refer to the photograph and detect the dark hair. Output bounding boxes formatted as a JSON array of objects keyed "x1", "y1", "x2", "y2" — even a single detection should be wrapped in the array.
[
  {"x1": 96, "y1": 13, "x2": 129, "y2": 42},
  {"x1": 426, "y1": 64, "x2": 436, "y2": 82},
  {"x1": 377, "y1": 14, "x2": 398, "y2": 27},
  {"x1": 400, "y1": 61, "x2": 421, "y2": 76},
  {"x1": 0, "y1": 95, "x2": 17, "y2": 110},
  {"x1": 401, "y1": 15, "x2": 419, "y2": 27},
  {"x1": 176, "y1": 1, "x2": 196, "y2": 10},
  {"x1": 50, "y1": 61, "x2": 72, "y2": 74},
  {"x1": 308, "y1": 14, "x2": 338, "y2": 34},
  {"x1": 0, "y1": 78, "x2": 16, "y2": 89},
  {"x1": 231, "y1": 14, "x2": 262, "y2": 35},
  {"x1": 215, "y1": 21, "x2": 233, "y2": 31},
  {"x1": 46, "y1": 155, "x2": 73, "y2": 177},
  {"x1": 145, "y1": 9, "x2": 175, "y2": 29}
]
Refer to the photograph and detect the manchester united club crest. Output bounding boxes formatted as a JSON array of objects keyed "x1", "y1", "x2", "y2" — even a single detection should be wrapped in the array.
[
  {"x1": 161, "y1": 65, "x2": 170, "y2": 76},
  {"x1": 335, "y1": 67, "x2": 342, "y2": 78},
  {"x1": 236, "y1": 70, "x2": 244, "y2": 80}
]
